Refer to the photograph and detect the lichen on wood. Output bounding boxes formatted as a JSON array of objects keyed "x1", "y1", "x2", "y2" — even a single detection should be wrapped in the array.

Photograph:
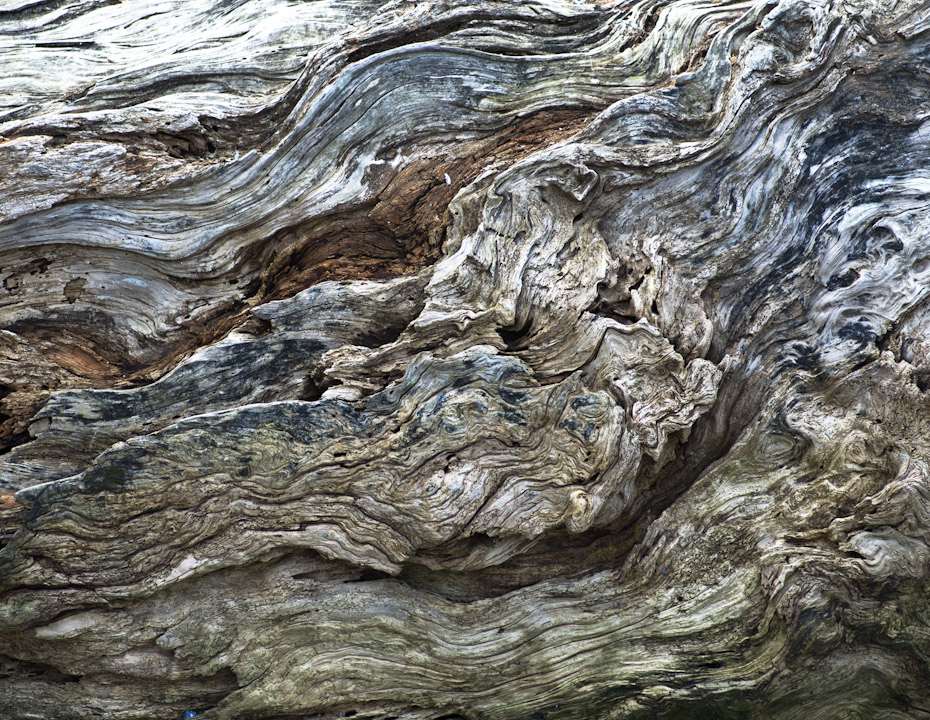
[{"x1": 2, "y1": 0, "x2": 930, "y2": 718}]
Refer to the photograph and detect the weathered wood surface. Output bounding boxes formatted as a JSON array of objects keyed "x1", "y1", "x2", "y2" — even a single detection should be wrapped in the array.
[{"x1": 2, "y1": 0, "x2": 930, "y2": 717}]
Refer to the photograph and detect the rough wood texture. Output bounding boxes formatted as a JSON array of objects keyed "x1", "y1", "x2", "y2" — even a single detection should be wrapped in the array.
[{"x1": 2, "y1": 0, "x2": 930, "y2": 717}]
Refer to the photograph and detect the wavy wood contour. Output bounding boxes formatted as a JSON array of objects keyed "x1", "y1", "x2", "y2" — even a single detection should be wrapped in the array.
[{"x1": 2, "y1": 0, "x2": 930, "y2": 718}]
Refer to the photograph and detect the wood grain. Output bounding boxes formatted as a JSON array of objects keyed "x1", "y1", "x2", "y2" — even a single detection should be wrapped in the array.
[{"x1": 2, "y1": 0, "x2": 930, "y2": 718}]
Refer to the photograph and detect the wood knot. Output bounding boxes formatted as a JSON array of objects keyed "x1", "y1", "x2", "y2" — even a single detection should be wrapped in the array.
[{"x1": 565, "y1": 488, "x2": 595, "y2": 533}]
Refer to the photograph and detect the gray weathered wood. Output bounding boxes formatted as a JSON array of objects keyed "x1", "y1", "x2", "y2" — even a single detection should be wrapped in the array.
[{"x1": 2, "y1": 0, "x2": 930, "y2": 718}]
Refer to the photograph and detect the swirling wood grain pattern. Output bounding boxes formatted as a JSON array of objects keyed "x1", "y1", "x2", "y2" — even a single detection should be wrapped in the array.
[{"x1": 2, "y1": 0, "x2": 930, "y2": 718}]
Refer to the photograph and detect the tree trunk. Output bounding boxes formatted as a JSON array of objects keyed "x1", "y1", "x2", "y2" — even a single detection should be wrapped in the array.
[{"x1": 2, "y1": 0, "x2": 929, "y2": 718}]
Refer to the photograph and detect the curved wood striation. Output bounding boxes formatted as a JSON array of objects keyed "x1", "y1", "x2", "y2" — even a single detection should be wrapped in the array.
[{"x1": 2, "y1": 0, "x2": 930, "y2": 718}]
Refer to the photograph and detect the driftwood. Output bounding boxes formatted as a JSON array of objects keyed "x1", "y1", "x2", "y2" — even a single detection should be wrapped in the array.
[{"x1": 2, "y1": 0, "x2": 930, "y2": 717}]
